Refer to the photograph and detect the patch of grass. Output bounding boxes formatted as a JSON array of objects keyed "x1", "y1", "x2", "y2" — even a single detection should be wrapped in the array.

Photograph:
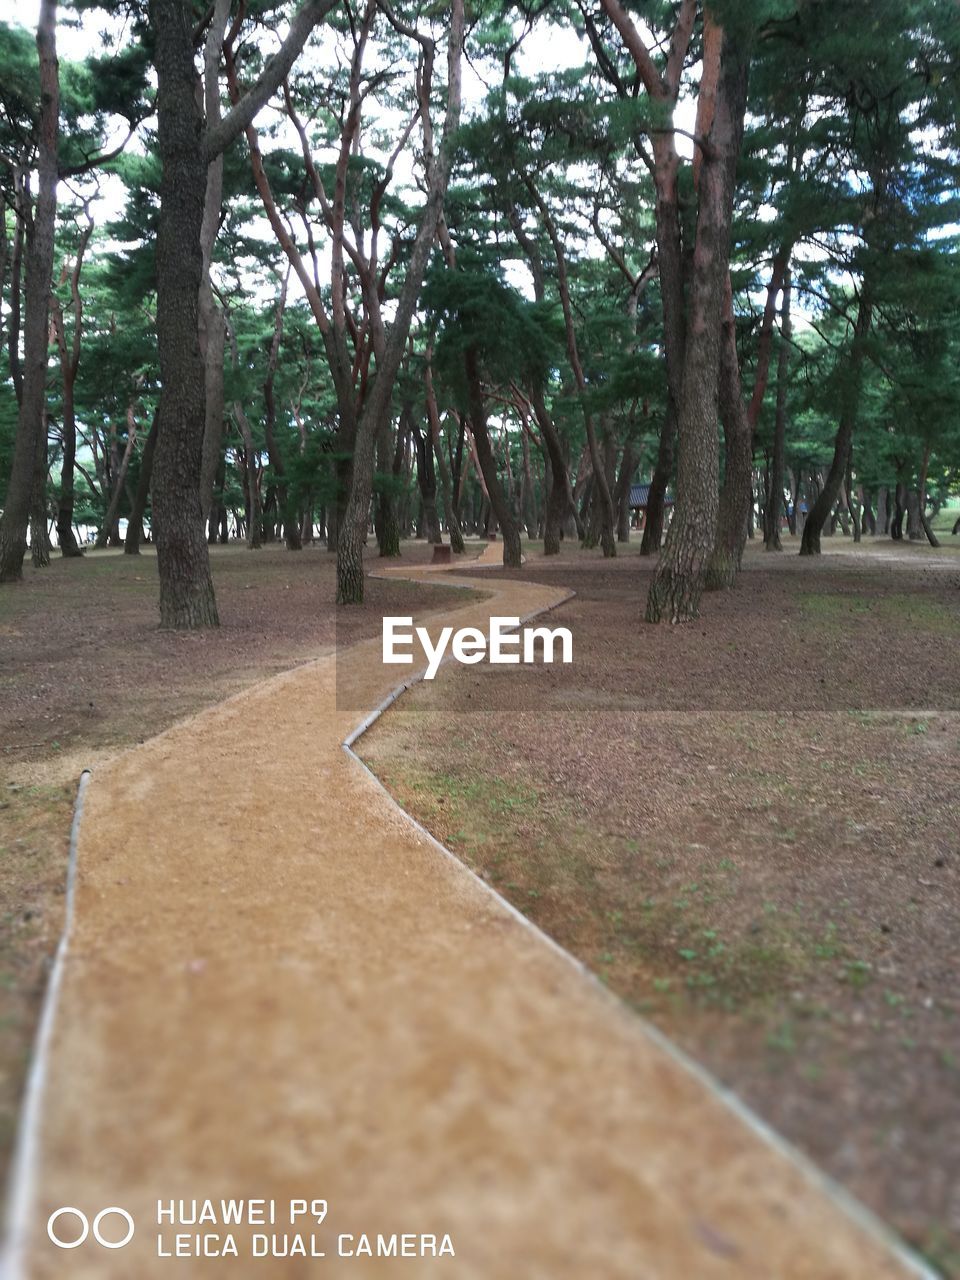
[{"x1": 799, "y1": 590, "x2": 960, "y2": 635}]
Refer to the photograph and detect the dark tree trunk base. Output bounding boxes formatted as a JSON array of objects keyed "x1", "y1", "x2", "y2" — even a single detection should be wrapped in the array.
[
  {"x1": 159, "y1": 578, "x2": 220, "y2": 629},
  {"x1": 645, "y1": 566, "x2": 703, "y2": 625},
  {"x1": 502, "y1": 527, "x2": 522, "y2": 568},
  {"x1": 799, "y1": 523, "x2": 821, "y2": 556},
  {"x1": 704, "y1": 551, "x2": 738, "y2": 592}
]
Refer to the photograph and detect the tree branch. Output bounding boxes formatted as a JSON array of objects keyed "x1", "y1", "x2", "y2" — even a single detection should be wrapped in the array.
[{"x1": 203, "y1": 0, "x2": 342, "y2": 161}]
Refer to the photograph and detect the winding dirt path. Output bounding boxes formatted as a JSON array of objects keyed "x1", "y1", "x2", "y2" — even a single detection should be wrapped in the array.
[{"x1": 7, "y1": 546, "x2": 931, "y2": 1278}]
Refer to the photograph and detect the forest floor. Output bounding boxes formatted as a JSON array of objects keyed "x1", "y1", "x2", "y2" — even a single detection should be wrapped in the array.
[
  {"x1": 0, "y1": 540, "x2": 468, "y2": 1191},
  {"x1": 360, "y1": 532, "x2": 960, "y2": 1277},
  {"x1": 6, "y1": 537, "x2": 926, "y2": 1280}
]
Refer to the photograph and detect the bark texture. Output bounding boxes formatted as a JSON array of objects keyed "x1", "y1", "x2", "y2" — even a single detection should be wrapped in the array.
[
  {"x1": 764, "y1": 268, "x2": 791, "y2": 550},
  {"x1": 150, "y1": 0, "x2": 220, "y2": 626},
  {"x1": 646, "y1": 18, "x2": 748, "y2": 622},
  {"x1": 0, "y1": 0, "x2": 58, "y2": 582}
]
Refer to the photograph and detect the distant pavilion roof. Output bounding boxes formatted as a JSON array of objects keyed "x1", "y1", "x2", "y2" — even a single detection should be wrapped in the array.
[{"x1": 629, "y1": 483, "x2": 674, "y2": 508}]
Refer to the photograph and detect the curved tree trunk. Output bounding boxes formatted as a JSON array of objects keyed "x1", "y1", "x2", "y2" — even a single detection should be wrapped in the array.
[
  {"x1": 917, "y1": 445, "x2": 940, "y2": 548},
  {"x1": 96, "y1": 408, "x2": 138, "y2": 548},
  {"x1": 464, "y1": 348, "x2": 521, "y2": 568},
  {"x1": 529, "y1": 184, "x2": 616, "y2": 557},
  {"x1": 336, "y1": 0, "x2": 464, "y2": 603},
  {"x1": 800, "y1": 280, "x2": 874, "y2": 556},
  {"x1": 528, "y1": 386, "x2": 578, "y2": 554}
]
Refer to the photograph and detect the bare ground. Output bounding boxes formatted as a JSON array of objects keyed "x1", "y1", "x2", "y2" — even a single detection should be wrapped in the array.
[
  {"x1": 360, "y1": 535, "x2": 960, "y2": 1276},
  {"x1": 0, "y1": 540, "x2": 471, "y2": 1188},
  {"x1": 12, "y1": 549, "x2": 923, "y2": 1279}
]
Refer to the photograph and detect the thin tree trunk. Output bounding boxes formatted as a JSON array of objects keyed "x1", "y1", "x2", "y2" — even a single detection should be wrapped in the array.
[
  {"x1": 800, "y1": 279, "x2": 874, "y2": 555},
  {"x1": 233, "y1": 403, "x2": 262, "y2": 549},
  {"x1": 52, "y1": 211, "x2": 92, "y2": 557},
  {"x1": 875, "y1": 486, "x2": 888, "y2": 536},
  {"x1": 917, "y1": 444, "x2": 940, "y2": 547},
  {"x1": 376, "y1": 417, "x2": 403, "y2": 557},
  {"x1": 764, "y1": 266, "x2": 791, "y2": 550},
  {"x1": 640, "y1": 405, "x2": 675, "y2": 554},
  {"x1": 614, "y1": 442, "x2": 636, "y2": 542},
  {"x1": 464, "y1": 347, "x2": 521, "y2": 567},
  {"x1": 425, "y1": 359, "x2": 464, "y2": 552},
  {"x1": 529, "y1": 185, "x2": 616, "y2": 557},
  {"x1": 410, "y1": 403, "x2": 441, "y2": 545},
  {"x1": 336, "y1": 0, "x2": 464, "y2": 603},
  {"x1": 125, "y1": 412, "x2": 159, "y2": 554},
  {"x1": 30, "y1": 426, "x2": 52, "y2": 567},
  {"x1": 705, "y1": 272, "x2": 752, "y2": 588},
  {"x1": 96, "y1": 407, "x2": 138, "y2": 548}
]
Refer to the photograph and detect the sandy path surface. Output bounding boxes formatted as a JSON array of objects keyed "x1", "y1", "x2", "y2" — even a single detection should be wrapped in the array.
[{"x1": 7, "y1": 546, "x2": 929, "y2": 1278}]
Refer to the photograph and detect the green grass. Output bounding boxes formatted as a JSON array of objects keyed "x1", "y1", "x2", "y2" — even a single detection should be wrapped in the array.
[
  {"x1": 931, "y1": 500, "x2": 960, "y2": 534},
  {"x1": 799, "y1": 590, "x2": 960, "y2": 634}
]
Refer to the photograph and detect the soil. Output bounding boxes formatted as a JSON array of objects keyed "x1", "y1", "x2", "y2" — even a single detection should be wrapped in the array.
[
  {"x1": 11, "y1": 545, "x2": 922, "y2": 1278},
  {"x1": 0, "y1": 540, "x2": 468, "y2": 1190},
  {"x1": 360, "y1": 535, "x2": 960, "y2": 1276}
]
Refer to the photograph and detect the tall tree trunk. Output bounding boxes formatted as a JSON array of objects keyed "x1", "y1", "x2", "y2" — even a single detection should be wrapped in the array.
[
  {"x1": 376, "y1": 417, "x2": 403, "y2": 557},
  {"x1": 646, "y1": 18, "x2": 748, "y2": 622},
  {"x1": 705, "y1": 274, "x2": 751, "y2": 588},
  {"x1": 614, "y1": 441, "x2": 636, "y2": 542},
  {"x1": 529, "y1": 185, "x2": 616, "y2": 557},
  {"x1": 528, "y1": 385, "x2": 579, "y2": 553},
  {"x1": 410, "y1": 404, "x2": 441, "y2": 545},
  {"x1": 764, "y1": 266, "x2": 791, "y2": 550},
  {"x1": 125, "y1": 412, "x2": 159, "y2": 554},
  {"x1": 96, "y1": 407, "x2": 138, "y2": 548},
  {"x1": 905, "y1": 488, "x2": 923, "y2": 541},
  {"x1": 150, "y1": 0, "x2": 219, "y2": 626},
  {"x1": 197, "y1": 0, "x2": 230, "y2": 527},
  {"x1": 55, "y1": 395, "x2": 83, "y2": 556},
  {"x1": 800, "y1": 280, "x2": 874, "y2": 556},
  {"x1": 233, "y1": 403, "x2": 262, "y2": 548},
  {"x1": 425, "y1": 360, "x2": 464, "y2": 552},
  {"x1": 890, "y1": 481, "x2": 906, "y2": 539},
  {"x1": 875, "y1": 486, "x2": 888, "y2": 537},
  {"x1": 30, "y1": 427, "x2": 52, "y2": 567},
  {"x1": 464, "y1": 348, "x2": 521, "y2": 567},
  {"x1": 262, "y1": 269, "x2": 300, "y2": 549},
  {"x1": 336, "y1": 0, "x2": 464, "y2": 603},
  {"x1": 917, "y1": 444, "x2": 940, "y2": 548},
  {"x1": 52, "y1": 212, "x2": 92, "y2": 557},
  {"x1": 640, "y1": 405, "x2": 675, "y2": 555},
  {"x1": 0, "y1": 0, "x2": 58, "y2": 582}
]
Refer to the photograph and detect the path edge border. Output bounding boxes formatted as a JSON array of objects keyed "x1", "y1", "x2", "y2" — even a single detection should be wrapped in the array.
[{"x1": 1, "y1": 768, "x2": 91, "y2": 1280}]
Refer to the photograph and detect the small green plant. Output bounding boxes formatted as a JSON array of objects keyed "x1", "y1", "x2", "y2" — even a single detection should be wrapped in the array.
[{"x1": 842, "y1": 960, "x2": 872, "y2": 989}]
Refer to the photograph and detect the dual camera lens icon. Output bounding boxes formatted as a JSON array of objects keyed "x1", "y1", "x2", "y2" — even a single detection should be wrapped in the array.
[{"x1": 47, "y1": 1207, "x2": 135, "y2": 1250}]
